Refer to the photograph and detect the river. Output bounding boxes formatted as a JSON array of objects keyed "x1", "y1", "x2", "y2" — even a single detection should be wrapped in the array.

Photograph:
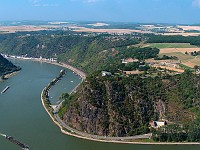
[{"x1": 0, "y1": 59, "x2": 198, "y2": 150}]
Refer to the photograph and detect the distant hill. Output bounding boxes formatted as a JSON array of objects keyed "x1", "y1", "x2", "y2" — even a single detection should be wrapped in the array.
[{"x1": 0, "y1": 54, "x2": 20, "y2": 77}]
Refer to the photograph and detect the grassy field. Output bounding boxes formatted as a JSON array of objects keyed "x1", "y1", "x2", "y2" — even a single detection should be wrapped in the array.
[
  {"x1": 159, "y1": 48, "x2": 200, "y2": 54},
  {"x1": 158, "y1": 52, "x2": 200, "y2": 68},
  {"x1": 147, "y1": 43, "x2": 198, "y2": 49},
  {"x1": 158, "y1": 52, "x2": 194, "y2": 62},
  {"x1": 179, "y1": 64, "x2": 193, "y2": 70},
  {"x1": 141, "y1": 42, "x2": 200, "y2": 69}
]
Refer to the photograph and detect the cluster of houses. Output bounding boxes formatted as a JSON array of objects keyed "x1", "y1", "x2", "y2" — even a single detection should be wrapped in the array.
[
  {"x1": 148, "y1": 60, "x2": 180, "y2": 69},
  {"x1": 2, "y1": 54, "x2": 57, "y2": 62},
  {"x1": 121, "y1": 58, "x2": 139, "y2": 64}
]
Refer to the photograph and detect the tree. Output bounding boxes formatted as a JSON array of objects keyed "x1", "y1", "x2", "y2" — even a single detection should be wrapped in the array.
[
  {"x1": 59, "y1": 93, "x2": 69, "y2": 100},
  {"x1": 194, "y1": 65, "x2": 200, "y2": 70}
]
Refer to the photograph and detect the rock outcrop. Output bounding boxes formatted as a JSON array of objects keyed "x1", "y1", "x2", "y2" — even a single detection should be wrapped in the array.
[
  {"x1": 61, "y1": 75, "x2": 166, "y2": 137},
  {"x1": 0, "y1": 54, "x2": 20, "y2": 77}
]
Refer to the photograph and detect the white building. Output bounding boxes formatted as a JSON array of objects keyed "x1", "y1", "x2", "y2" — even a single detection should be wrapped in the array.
[{"x1": 102, "y1": 71, "x2": 112, "y2": 77}]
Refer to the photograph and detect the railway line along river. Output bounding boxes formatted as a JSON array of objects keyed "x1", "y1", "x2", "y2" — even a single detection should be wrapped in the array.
[{"x1": 0, "y1": 59, "x2": 199, "y2": 150}]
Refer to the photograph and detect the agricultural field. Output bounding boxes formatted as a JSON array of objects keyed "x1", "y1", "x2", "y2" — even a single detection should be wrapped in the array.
[
  {"x1": 0, "y1": 25, "x2": 51, "y2": 33},
  {"x1": 145, "y1": 43, "x2": 200, "y2": 68},
  {"x1": 146, "y1": 43, "x2": 198, "y2": 49},
  {"x1": 158, "y1": 48, "x2": 200, "y2": 68},
  {"x1": 142, "y1": 42, "x2": 200, "y2": 69},
  {"x1": 159, "y1": 48, "x2": 200, "y2": 54}
]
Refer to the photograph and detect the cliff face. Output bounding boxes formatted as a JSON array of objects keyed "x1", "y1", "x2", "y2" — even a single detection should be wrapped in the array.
[
  {"x1": 60, "y1": 71, "x2": 200, "y2": 137},
  {"x1": 61, "y1": 75, "x2": 167, "y2": 137},
  {"x1": 0, "y1": 54, "x2": 20, "y2": 76}
]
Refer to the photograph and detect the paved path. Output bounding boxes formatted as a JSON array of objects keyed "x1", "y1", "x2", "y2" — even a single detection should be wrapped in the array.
[
  {"x1": 45, "y1": 61, "x2": 152, "y2": 141},
  {"x1": 54, "y1": 113, "x2": 151, "y2": 141}
]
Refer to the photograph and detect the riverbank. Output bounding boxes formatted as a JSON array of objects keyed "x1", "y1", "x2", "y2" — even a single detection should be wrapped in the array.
[
  {"x1": 5, "y1": 55, "x2": 200, "y2": 145},
  {"x1": 40, "y1": 60, "x2": 200, "y2": 145},
  {"x1": 0, "y1": 71, "x2": 20, "y2": 82},
  {"x1": 4, "y1": 54, "x2": 86, "y2": 80},
  {"x1": 37, "y1": 60, "x2": 86, "y2": 80},
  {"x1": 41, "y1": 88, "x2": 200, "y2": 145},
  {"x1": 4, "y1": 71, "x2": 20, "y2": 79}
]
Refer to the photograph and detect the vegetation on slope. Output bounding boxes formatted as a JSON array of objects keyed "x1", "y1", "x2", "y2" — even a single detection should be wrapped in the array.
[
  {"x1": 146, "y1": 35, "x2": 200, "y2": 46},
  {"x1": 0, "y1": 31, "x2": 139, "y2": 73},
  {"x1": 0, "y1": 54, "x2": 20, "y2": 76},
  {"x1": 1, "y1": 31, "x2": 200, "y2": 141},
  {"x1": 59, "y1": 70, "x2": 200, "y2": 139},
  {"x1": 59, "y1": 73, "x2": 165, "y2": 136}
]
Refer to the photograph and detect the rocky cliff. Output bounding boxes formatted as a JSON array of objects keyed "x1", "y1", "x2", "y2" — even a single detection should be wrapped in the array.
[
  {"x1": 0, "y1": 54, "x2": 20, "y2": 77},
  {"x1": 60, "y1": 74, "x2": 169, "y2": 137},
  {"x1": 59, "y1": 71, "x2": 200, "y2": 137}
]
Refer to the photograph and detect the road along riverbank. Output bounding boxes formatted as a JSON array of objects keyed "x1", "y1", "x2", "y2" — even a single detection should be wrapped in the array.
[
  {"x1": 40, "y1": 60, "x2": 200, "y2": 145},
  {"x1": 3, "y1": 54, "x2": 86, "y2": 80},
  {"x1": 3, "y1": 55, "x2": 200, "y2": 145}
]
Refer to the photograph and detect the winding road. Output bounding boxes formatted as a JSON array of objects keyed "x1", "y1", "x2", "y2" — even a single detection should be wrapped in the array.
[
  {"x1": 43, "y1": 61, "x2": 152, "y2": 142},
  {"x1": 54, "y1": 113, "x2": 152, "y2": 141},
  {"x1": 52, "y1": 99, "x2": 152, "y2": 141}
]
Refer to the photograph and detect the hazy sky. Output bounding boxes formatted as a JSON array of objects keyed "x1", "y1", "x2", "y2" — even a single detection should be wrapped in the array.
[{"x1": 1, "y1": 0, "x2": 200, "y2": 24}]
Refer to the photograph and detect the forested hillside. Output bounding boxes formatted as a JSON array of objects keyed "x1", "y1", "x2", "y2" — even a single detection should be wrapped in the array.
[
  {"x1": 147, "y1": 34, "x2": 200, "y2": 46},
  {"x1": 59, "y1": 74, "x2": 165, "y2": 136},
  {"x1": 1, "y1": 31, "x2": 200, "y2": 141},
  {"x1": 59, "y1": 71, "x2": 200, "y2": 137},
  {"x1": 0, "y1": 31, "x2": 138, "y2": 73},
  {"x1": 0, "y1": 54, "x2": 20, "y2": 76}
]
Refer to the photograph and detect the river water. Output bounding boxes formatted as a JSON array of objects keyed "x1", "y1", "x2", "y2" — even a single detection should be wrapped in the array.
[{"x1": 0, "y1": 59, "x2": 198, "y2": 150}]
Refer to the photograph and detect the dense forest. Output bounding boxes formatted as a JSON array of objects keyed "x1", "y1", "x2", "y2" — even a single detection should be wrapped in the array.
[
  {"x1": 152, "y1": 122, "x2": 200, "y2": 142},
  {"x1": 151, "y1": 70, "x2": 200, "y2": 142},
  {"x1": 98, "y1": 47, "x2": 159, "y2": 73},
  {"x1": 0, "y1": 31, "x2": 139, "y2": 73},
  {"x1": 147, "y1": 34, "x2": 200, "y2": 46}
]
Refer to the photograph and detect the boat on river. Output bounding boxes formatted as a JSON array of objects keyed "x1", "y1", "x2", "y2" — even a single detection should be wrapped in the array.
[
  {"x1": 1, "y1": 86, "x2": 10, "y2": 94},
  {"x1": 1, "y1": 133, "x2": 30, "y2": 150}
]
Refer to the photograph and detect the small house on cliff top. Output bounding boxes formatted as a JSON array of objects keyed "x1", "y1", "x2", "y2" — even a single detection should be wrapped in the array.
[
  {"x1": 149, "y1": 121, "x2": 167, "y2": 129},
  {"x1": 102, "y1": 71, "x2": 112, "y2": 77}
]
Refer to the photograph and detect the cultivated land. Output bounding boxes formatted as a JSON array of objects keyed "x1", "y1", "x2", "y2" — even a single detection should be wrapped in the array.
[
  {"x1": 158, "y1": 48, "x2": 200, "y2": 68},
  {"x1": 72, "y1": 27, "x2": 150, "y2": 34},
  {"x1": 0, "y1": 25, "x2": 51, "y2": 33},
  {"x1": 159, "y1": 48, "x2": 200, "y2": 54},
  {"x1": 2, "y1": 23, "x2": 200, "y2": 36},
  {"x1": 144, "y1": 43, "x2": 200, "y2": 69},
  {"x1": 147, "y1": 43, "x2": 198, "y2": 49},
  {"x1": 178, "y1": 25, "x2": 200, "y2": 31},
  {"x1": 161, "y1": 32, "x2": 200, "y2": 36},
  {"x1": 159, "y1": 52, "x2": 200, "y2": 68}
]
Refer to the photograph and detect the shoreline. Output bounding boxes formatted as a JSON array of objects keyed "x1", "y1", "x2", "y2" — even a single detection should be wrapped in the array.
[
  {"x1": 39, "y1": 60, "x2": 86, "y2": 80},
  {"x1": 3, "y1": 71, "x2": 20, "y2": 79},
  {"x1": 38, "y1": 59, "x2": 200, "y2": 145},
  {"x1": 41, "y1": 88, "x2": 200, "y2": 145},
  {"x1": 5, "y1": 55, "x2": 86, "y2": 80},
  {"x1": 5, "y1": 55, "x2": 200, "y2": 145},
  {"x1": 0, "y1": 71, "x2": 19, "y2": 82}
]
